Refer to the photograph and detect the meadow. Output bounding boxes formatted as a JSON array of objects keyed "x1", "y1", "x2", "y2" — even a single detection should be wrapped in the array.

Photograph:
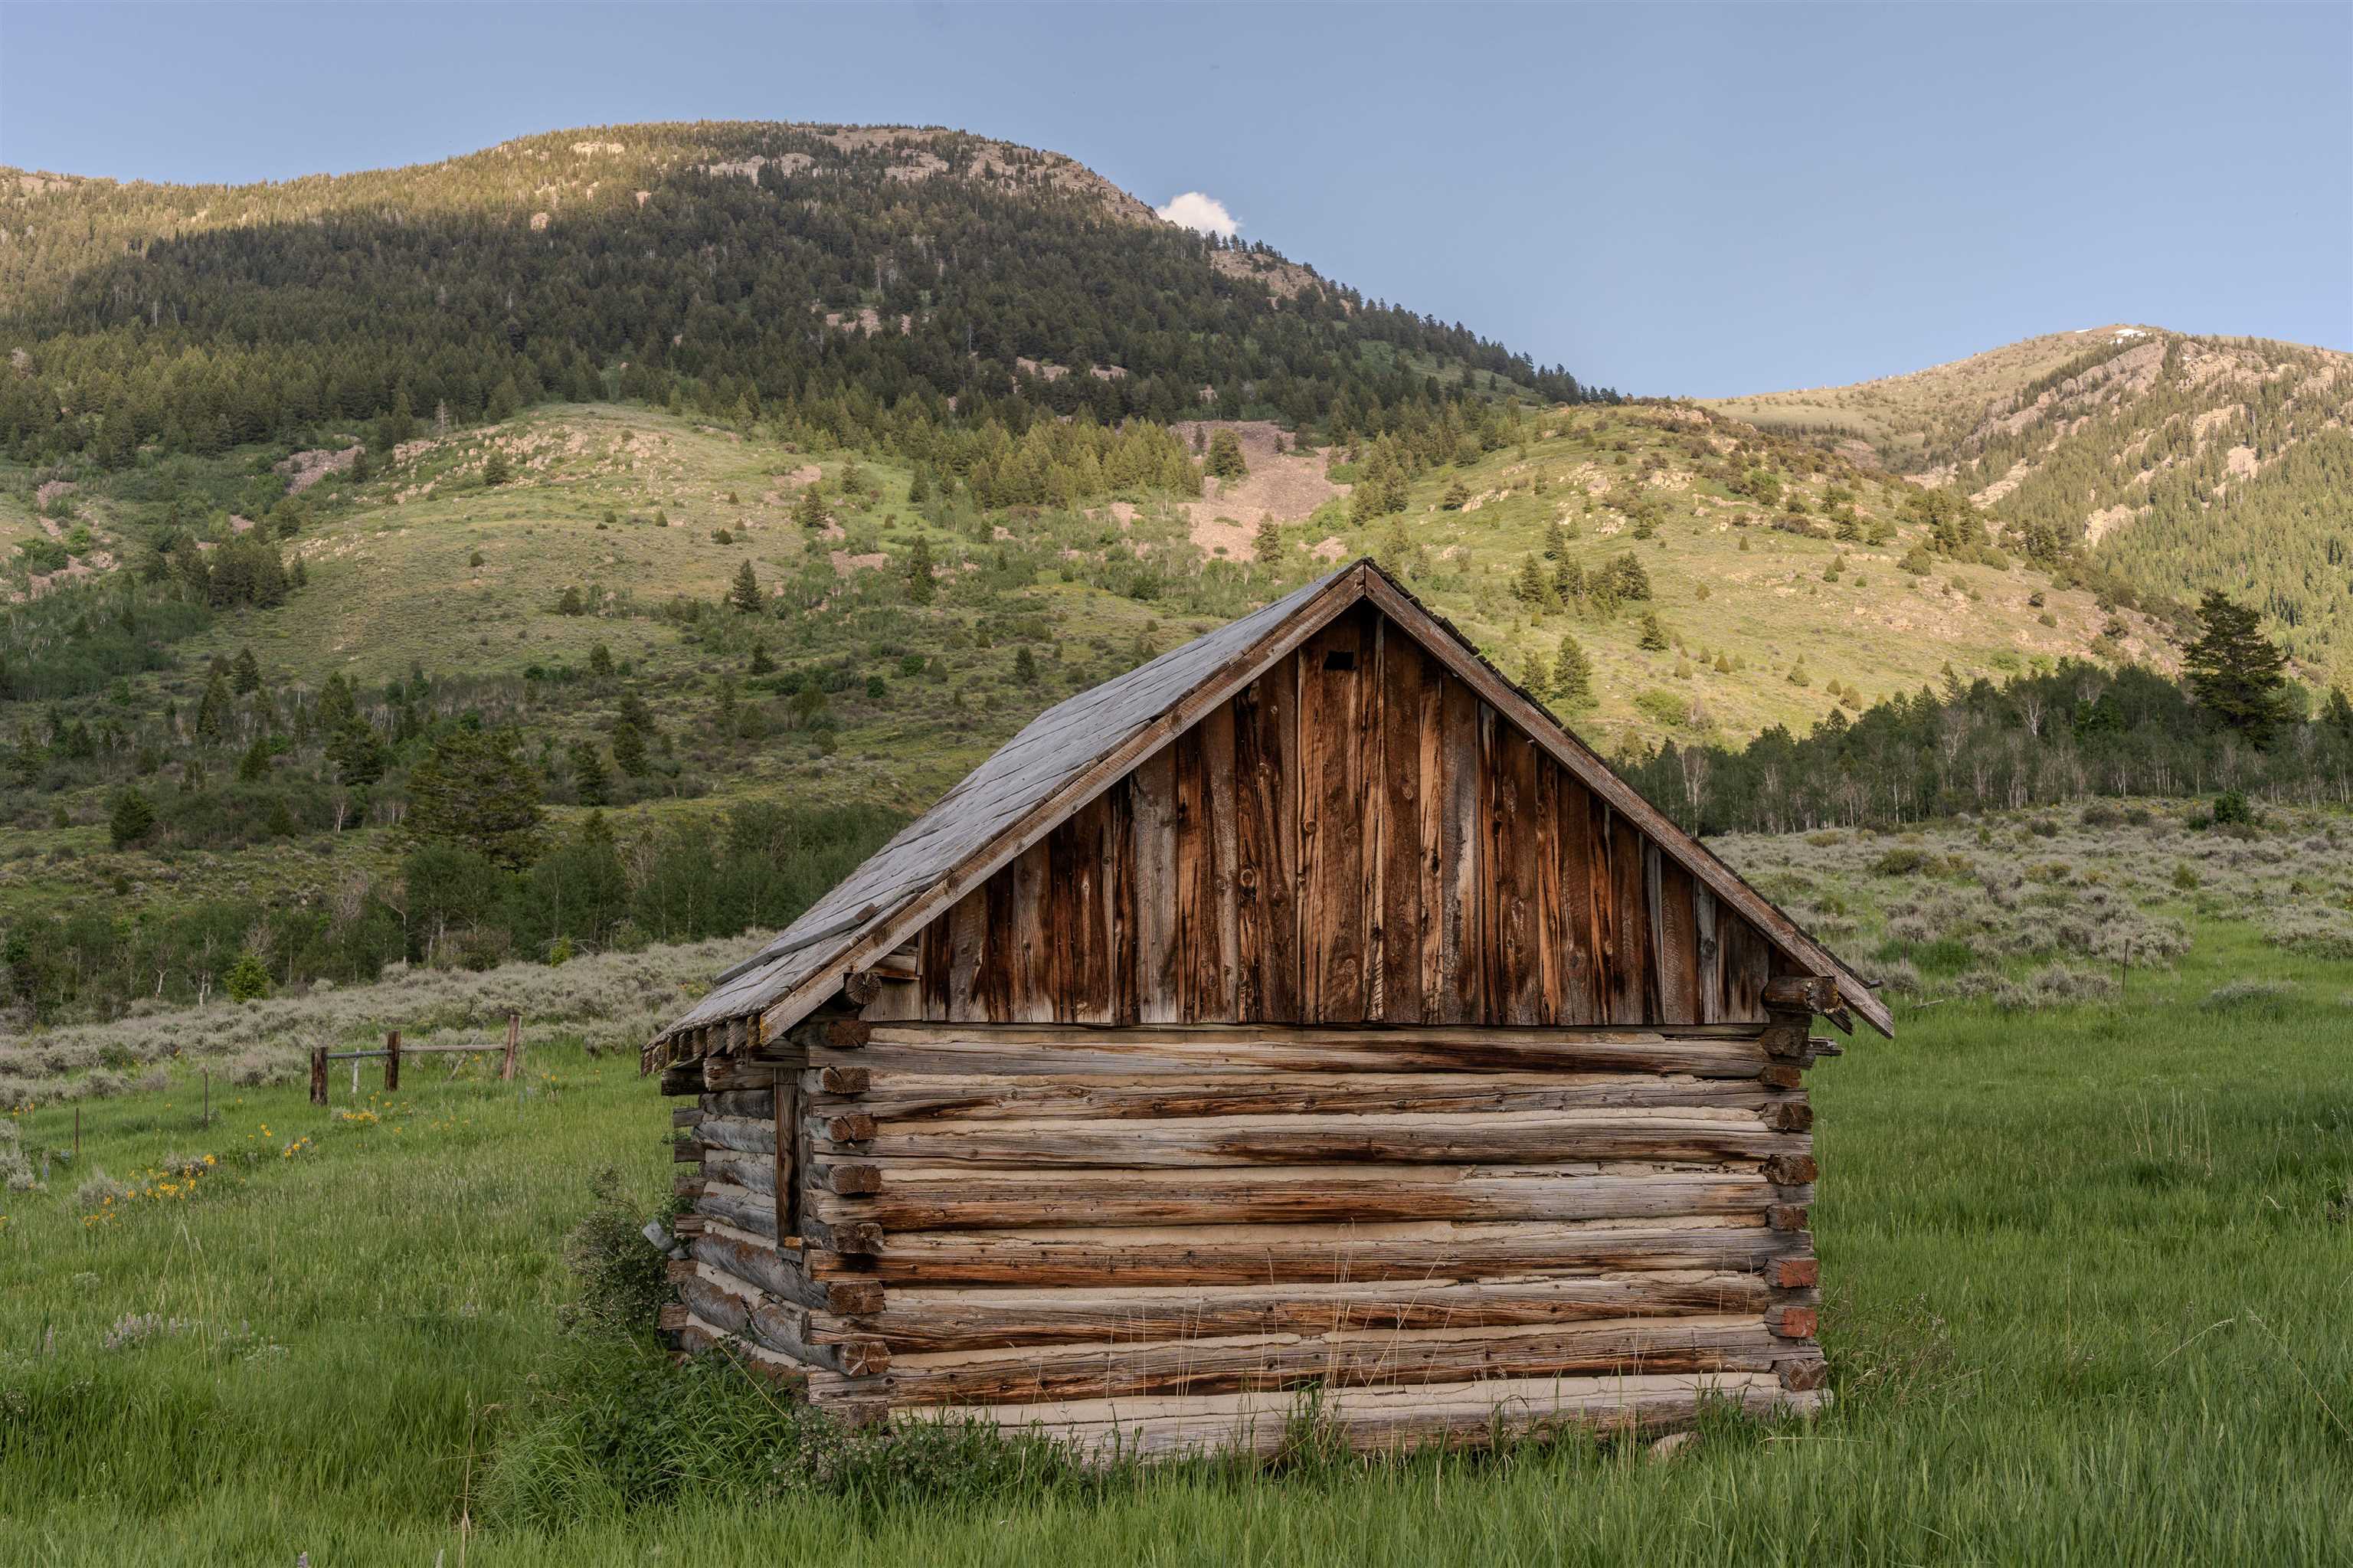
[{"x1": 1, "y1": 810, "x2": 2348, "y2": 1565}]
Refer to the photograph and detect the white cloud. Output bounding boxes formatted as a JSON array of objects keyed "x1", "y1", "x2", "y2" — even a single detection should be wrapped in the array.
[{"x1": 1156, "y1": 191, "x2": 1239, "y2": 239}]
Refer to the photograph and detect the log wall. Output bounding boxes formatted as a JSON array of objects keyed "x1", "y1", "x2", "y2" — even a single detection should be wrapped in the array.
[
  {"x1": 664, "y1": 1015, "x2": 1829, "y2": 1453},
  {"x1": 909, "y1": 604, "x2": 1784, "y2": 1030}
]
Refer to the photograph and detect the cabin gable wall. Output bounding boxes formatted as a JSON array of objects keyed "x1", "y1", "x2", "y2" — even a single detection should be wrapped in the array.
[{"x1": 903, "y1": 604, "x2": 1787, "y2": 1029}]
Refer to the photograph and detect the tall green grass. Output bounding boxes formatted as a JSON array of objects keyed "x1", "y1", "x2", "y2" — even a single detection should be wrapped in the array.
[{"x1": 2, "y1": 911, "x2": 2349, "y2": 1564}]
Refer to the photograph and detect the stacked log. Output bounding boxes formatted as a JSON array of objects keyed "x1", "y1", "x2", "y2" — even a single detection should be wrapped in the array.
[{"x1": 659, "y1": 1016, "x2": 1824, "y2": 1445}]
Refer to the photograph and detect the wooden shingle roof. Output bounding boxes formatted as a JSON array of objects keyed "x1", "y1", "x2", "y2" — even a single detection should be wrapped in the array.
[{"x1": 646, "y1": 559, "x2": 1890, "y2": 1069}]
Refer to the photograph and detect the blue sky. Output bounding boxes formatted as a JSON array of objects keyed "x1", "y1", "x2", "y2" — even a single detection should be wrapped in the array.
[{"x1": 2, "y1": 2, "x2": 2345, "y2": 396}]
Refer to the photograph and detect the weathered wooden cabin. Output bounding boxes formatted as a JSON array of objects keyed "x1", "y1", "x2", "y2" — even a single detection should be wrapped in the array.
[{"x1": 646, "y1": 558, "x2": 1892, "y2": 1458}]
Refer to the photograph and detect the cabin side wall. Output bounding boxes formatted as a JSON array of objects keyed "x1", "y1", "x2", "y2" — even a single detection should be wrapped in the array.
[
  {"x1": 664, "y1": 1011, "x2": 1828, "y2": 1457},
  {"x1": 902, "y1": 603, "x2": 1782, "y2": 1031}
]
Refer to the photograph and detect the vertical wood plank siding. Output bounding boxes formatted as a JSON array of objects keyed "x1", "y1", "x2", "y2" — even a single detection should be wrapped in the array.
[{"x1": 925, "y1": 604, "x2": 1783, "y2": 1027}]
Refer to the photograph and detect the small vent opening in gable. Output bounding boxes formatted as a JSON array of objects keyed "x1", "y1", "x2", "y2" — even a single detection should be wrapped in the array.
[{"x1": 1321, "y1": 650, "x2": 1356, "y2": 672}]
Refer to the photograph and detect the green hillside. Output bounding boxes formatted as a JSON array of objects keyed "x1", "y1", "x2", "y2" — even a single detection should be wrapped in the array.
[{"x1": 1710, "y1": 327, "x2": 2353, "y2": 667}]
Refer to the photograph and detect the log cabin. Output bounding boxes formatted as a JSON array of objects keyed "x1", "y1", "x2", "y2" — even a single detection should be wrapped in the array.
[{"x1": 643, "y1": 558, "x2": 1892, "y2": 1458}]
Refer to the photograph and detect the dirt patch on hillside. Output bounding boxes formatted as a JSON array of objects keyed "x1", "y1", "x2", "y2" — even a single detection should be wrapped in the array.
[
  {"x1": 277, "y1": 446, "x2": 363, "y2": 494},
  {"x1": 1173, "y1": 421, "x2": 1345, "y2": 558},
  {"x1": 1971, "y1": 458, "x2": 2033, "y2": 507},
  {"x1": 2084, "y1": 504, "x2": 2140, "y2": 545},
  {"x1": 34, "y1": 480, "x2": 75, "y2": 509}
]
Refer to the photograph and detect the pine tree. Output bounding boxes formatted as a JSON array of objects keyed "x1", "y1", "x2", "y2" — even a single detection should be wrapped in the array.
[
  {"x1": 728, "y1": 560, "x2": 763, "y2": 614},
  {"x1": 748, "y1": 642, "x2": 776, "y2": 676},
  {"x1": 587, "y1": 643, "x2": 615, "y2": 680},
  {"x1": 1514, "y1": 555, "x2": 1546, "y2": 605},
  {"x1": 327, "y1": 719, "x2": 385, "y2": 788},
  {"x1": 795, "y1": 478, "x2": 829, "y2": 531},
  {"x1": 1252, "y1": 518, "x2": 1282, "y2": 568},
  {"x1": 483, "y1": 448, "x2": 512, "y2": 487},
  {"x1": 404, "y1": 728, "x2": 545, "y2": 868},
  {"x1": 231, "y1": 647, "x2": 261, "y2": 694},
  {"x1": 568, "y1": 739, "x2": 610, "y2": 806},
  {"x1": 2184, "y1": 590, "x2": 2291, "y2": 744},
  {"x1": 195, "y1": 669, "x2": 230, "y2": 742},
  {"x1": 1014, "y1": 645, "x2": 1039, "y2": 686},
  {"x1": 611, "y1": 719, "x2": 650, "y2": 778},
  {"x1": 1206, "y1": 429, "x2": 1248, "y2": 480},
  {"x1": 1521, "y1": 648, "x2": 1556, "y2": 702},
  {"x1": 237, "y1": 736, "x2": 271, "y2": 782},
  {"x1": 1544, "y1": 520, "x2": 1567, "y2": 559},
  {"x1": 904, "y1": 535, "x2": 936, "y2": 604},
  {"x1": 108, "y1": 787, "x2": 155, "y2": 848},
  {"x1": 224, "y1": 951, "x2": 271, "y2": 1003},
  {"x1": 1556, "y1": 633, "x2": 1595, "y2": 709},
  {"x1": 1638, "y1": 612, "x2": 1671, "y2": 652}
]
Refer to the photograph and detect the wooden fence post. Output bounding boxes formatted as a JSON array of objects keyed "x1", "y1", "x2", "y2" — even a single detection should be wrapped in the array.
[
  {"x1": 502, "y1": 1012, "x2": 520, "y2": 1082},
  {"x1": 385, "y1": 1030, "x2": 401, "y2": 1093},
  {"x1": 309, "y1": 1046, "x2": 328, "y2": 1107}
]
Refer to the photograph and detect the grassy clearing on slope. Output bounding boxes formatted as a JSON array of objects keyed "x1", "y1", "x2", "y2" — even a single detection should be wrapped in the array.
[{"x1": 2, "y1": 819, "x2": 2348, "y2": 1564}]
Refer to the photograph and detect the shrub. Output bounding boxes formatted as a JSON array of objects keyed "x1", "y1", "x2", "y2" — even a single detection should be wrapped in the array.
[
  {"x1": 73, "y1": 1168, "x2": 131, "y2": 1210},
  {"x1": 1870, "y1": 847, "x2": 1929, "y2": 876},
  {"x1": 2263, "y1": 907, "x2": 2353, "y2": 961},
  {"x1": 0, "y1": 1121, "x2": 38, "y2": 1192},
  {"x1": 223, "y1": 952, "x2": 270, "y2": 1003},
  {"x1": 480, "y1": 1338, "x2": 1099, "y2": 1529},
  {"x1": 2201, "y1": 980, "x2": 2299, "y2": 1015},
  {"x1": 557, "y1": 1167, "x2": 676, "y2": 1340}
]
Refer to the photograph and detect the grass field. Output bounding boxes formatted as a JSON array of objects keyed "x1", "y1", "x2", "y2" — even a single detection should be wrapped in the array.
[{"x1": 3, "y1": 814, "x2": 2349, "y2": 1564}]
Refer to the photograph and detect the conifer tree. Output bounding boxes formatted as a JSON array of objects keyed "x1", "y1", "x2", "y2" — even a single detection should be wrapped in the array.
[
  {"x1": 195, "y1": 668, "x2": 231, "y2": 742},
  {"x1": 2184, "y1": 590, "x2": 2291, "y2": 744},
  {"x1": 1252, "y1": 518, "x2": 1282, "y2": 568},
  {"x1": 795, "y1": 478, "x2": 829, "y2": 531},
  {"x1": 109, "y1": 787, "x2": 155, "y2": 849},
  {"x1": 328, "y1": 719, "x2": 386, "y2": 788},
  {"x1": 728, "y1": 560, "x2": 763, "y2": 614},
  {"x1": 1556, "y1": 633, "x2": 1595, "y2": 710},
  {"x1": 611, "y1": 719, "x2": 649, "y2": 778},
  {"x1": 568, "y1": 739, "x2": 610, "y2": 806},
  {"x1": 405, "y1": 728, "x2": 544, "y2": 868},
  {"x1": 1521, "y1": 648, "x2": 1555, "y2": 702},
  {"x1": 904, "y1": 536, "x2": 936, "y2": 604},
  {"x1": 1638, "y1": 612, "x2": 1671, "y2": 652},
  {"x1": 231, "y1": 647, "x2": 261, "y2": 694}
]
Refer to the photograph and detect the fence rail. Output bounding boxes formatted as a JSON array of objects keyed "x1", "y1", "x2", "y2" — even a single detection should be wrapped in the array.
[{"x1": 310, "y1": 1013, "x2": 522, "y2": 1105}]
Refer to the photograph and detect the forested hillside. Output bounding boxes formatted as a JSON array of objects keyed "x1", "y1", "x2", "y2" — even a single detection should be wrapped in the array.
[
  {"x1": 0, "y1": 121, "x2": 1596, "y2": 473},
  {"x1": 1709, "y1": 327, "x2": 2353, "y2": 668}
]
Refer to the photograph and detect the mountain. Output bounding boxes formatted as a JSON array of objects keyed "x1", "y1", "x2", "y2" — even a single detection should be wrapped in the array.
[
  {"x1": 1708, "y1": 327, "x2": 2353, "y2": 668},
  {"x1": 0, "y1": 120, "x2": 1599, "y2": 473}
]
